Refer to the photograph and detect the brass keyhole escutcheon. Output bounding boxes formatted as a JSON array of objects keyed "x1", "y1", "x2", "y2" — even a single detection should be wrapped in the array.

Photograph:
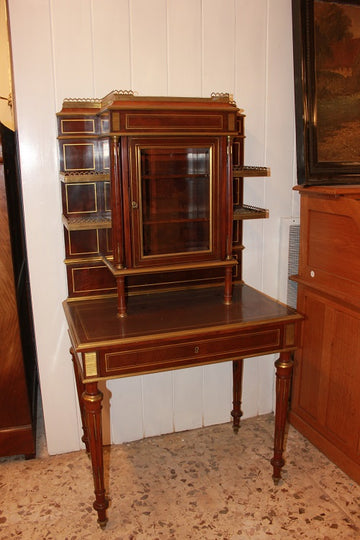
[
  {"x1": 194, "y1": 346, "x2": 200, "y2": 354},
  {"x1": 131, "y1": 201, "x2": 138, "y2": 209}
]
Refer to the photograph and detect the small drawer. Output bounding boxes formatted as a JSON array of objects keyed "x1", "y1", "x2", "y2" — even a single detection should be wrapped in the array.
[
  {"x1": 124, "y1": 112, "x2": 225, "y2": 132},
  {"x1": 102, "y1": 328, "x2": 281, "y2": 376},
  {"x1": 60, "y1": 118, "x2": 96, "y2": 135}
]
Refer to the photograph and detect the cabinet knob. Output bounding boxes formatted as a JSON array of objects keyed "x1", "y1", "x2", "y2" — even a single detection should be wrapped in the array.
[{"x1": 131, "y1": 201, "x2": 138, "y2": 209}]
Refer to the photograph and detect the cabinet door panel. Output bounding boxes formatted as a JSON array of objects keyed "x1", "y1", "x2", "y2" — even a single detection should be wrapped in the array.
[{"x1": 130, "y1": 138, "x2": 221, "y2": 265}]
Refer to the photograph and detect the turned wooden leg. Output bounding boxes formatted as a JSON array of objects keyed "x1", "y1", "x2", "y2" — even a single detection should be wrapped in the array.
[
  {"x1": 70, "y1": 348, "x2": 89, "y2": 453},
  {"x1": 83, "y1": 382, "x2": 109, "y2": 528},
  {"x1": 117, "y1": 276, "x2": 127, "y2": 318},
  {"x1": 271, "y1": 351, "x2": 293, "y2": 484},
  {"x1": 224, "y1": 266, "x2": 233, "y2": 305},
  {"x1": 231, "y1": 359, "x2": 244, "y2": 432}
]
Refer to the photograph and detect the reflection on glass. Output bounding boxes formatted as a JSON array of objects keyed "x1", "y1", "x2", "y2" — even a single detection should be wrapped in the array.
[{"x1": 139, "y1": 146, "x2": 211, "y2": 256}]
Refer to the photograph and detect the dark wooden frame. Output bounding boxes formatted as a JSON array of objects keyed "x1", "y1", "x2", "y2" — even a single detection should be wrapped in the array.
[{"x1": 292, "y1": 0, "x2": 360, "y2": 185}]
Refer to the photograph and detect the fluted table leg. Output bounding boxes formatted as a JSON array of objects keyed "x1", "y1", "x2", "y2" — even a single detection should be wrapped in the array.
[
  {"x1": 70, "y1": 348, "x2": 90, "y2": 453},
  {"x1": 83, "y1": 382, "x2": 109, "y2": 528},
  {"x1": 231, "y1": 359, "x2": 244, "y2": 432},
  {"x1": 271, "y1": 351, "x2": 293, "y2": 483}
]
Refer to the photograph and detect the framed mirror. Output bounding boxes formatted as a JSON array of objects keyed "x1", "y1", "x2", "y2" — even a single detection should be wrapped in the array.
[{"x1": 292, "y1": 0, "x2": 360, "y2": 185}]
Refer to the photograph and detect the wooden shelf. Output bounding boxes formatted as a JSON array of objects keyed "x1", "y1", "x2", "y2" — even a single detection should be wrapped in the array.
[
  {"x1": 233, "y1": 204, "x2": 269, "y2": 220},
  {"x1": 60, "y1": 172, "x2": 110, "y2": 183},
  {"x1": 102, "y1": 255, "x2": 237, "y2": 278},
  {"x1": 62, "y1": 214, "x2": 111, "y2": 230},
  {"x1": 233, "y1": 166, "x2": 270, "y2": 178}
]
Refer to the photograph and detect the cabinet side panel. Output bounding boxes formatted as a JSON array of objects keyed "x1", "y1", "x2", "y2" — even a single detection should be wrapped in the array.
[{"x1": 292, "y1": 288, "x2": 326, "y2": 421}]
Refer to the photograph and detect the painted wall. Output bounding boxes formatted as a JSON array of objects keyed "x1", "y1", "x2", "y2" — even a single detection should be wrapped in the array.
[{"x1": 7, "y1": 0, "x2": 299, "y2": 455}]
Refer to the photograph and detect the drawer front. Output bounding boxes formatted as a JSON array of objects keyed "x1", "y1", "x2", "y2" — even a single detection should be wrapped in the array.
[
  {"x1": 102, "y1": 328, "x2": 281, "y2": 377},
  {"x1": 124, "y1": 112, "x2": 224, "y2": 132}
]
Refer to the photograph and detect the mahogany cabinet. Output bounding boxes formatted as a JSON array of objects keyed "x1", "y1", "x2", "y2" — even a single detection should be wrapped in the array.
[
  {"x1": 0, "y1": 123, "x2": 38, "y2": 458},
  {"x1": 57, "y1": 95, "x2": 305, "y2": 526},
  {"x1": 57, "y1": 92, "x2": 269, "y2": 313},
  {"x1": 290, "y1": 185, "x2": 360, "y2": 483}
]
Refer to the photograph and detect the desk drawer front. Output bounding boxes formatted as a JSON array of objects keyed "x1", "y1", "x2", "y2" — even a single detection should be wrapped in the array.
[{"x1": 102, "y1": 328, "x2": 281, "y2": 376}]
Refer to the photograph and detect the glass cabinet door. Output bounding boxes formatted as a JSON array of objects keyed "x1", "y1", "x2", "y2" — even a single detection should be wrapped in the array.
[{"x1": 130, "y1": 139, "x2": 219, "y2": 265}]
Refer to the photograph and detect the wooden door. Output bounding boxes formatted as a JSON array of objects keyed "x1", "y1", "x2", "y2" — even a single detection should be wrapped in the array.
[{"x1": 129, "y1": 137, "x2": 223, "y2": 267}]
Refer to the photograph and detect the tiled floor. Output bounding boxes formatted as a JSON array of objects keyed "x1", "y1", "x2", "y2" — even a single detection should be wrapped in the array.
[{"x1": 0, "y1": 413, "x2": 359, "y2": 539}]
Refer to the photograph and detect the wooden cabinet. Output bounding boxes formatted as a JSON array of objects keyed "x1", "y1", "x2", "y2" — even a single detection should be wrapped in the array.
[
  {"x1": 0, "y1": 123, "x2": 38, "y2": 458},
  {"x1": 57, "y1": 92, "x2": 269, "y2": 314},
  {"x1": 290, "y1": 185, "x2": 360, "y2": 483}
]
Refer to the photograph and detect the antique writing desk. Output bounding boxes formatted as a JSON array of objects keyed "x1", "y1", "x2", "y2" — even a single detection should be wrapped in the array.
[
  {"x1": 64, "y1": 284, "x2": 301, "y2": 527},
  {"x1": 58, "y1": 93, "x2": 302, "y2": 526}
]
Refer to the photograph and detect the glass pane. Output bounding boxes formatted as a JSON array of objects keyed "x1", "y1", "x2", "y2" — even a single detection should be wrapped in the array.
[{"x1": 139, "y1": 146, "x2": 211, "y2": 257}]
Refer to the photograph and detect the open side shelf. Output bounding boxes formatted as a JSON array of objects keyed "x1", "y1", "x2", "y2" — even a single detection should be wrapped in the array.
[
  {"x1": 233, "y1": 165, "x2": 270, "y2": 178},
  {"x1": 102, "y1": 255, "x2": 237, "y2": 278},
  {"x1": 233, "y1": 166, "x2": 270, "y2": 221},
  {"x1": 62, "y1": 214, "x2": 111, "y2": 231},
  {"x1": 60, "y1": 171, "x2": 110, "y2": 183},
  {"x1": 233, "y1": 204, "x2": 269, "y2": 220}
]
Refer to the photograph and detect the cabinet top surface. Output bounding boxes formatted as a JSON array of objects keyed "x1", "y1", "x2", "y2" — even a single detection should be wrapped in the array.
[
  {"x1": 58, "y1": 91, "x2": 243, "y2": 114},
  {"x1": 63, "y1": 284, "x2": 301, "y2": 350},
  {"x1": 295, "y1": 185, "x2": 360, "y2": 197}
]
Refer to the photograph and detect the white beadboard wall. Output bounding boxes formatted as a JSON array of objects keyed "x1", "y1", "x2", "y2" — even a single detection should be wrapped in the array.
[{"x1": 7, "y1": 0, "x2": 299, "y2": 455}]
